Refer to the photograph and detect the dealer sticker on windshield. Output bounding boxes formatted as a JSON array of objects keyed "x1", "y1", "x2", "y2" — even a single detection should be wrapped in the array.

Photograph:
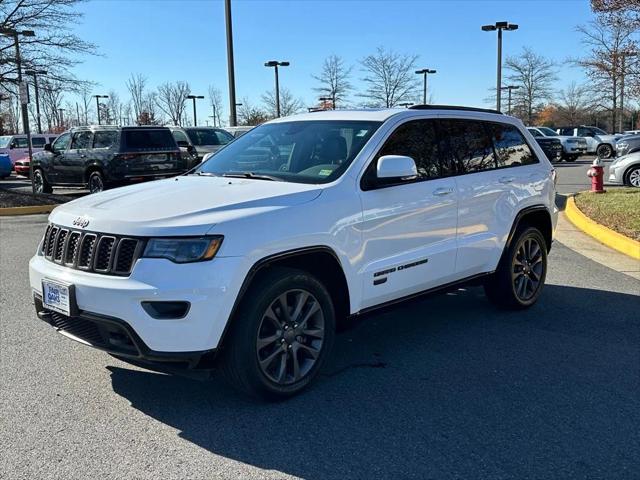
[{"x1": 42, "y1": 279, "x2": 72, "y2": 316}]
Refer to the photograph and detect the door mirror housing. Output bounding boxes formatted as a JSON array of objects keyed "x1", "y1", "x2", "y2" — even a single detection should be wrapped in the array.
[
  {"x1": 377, "y1": 155, "x2": 418, "y2": 180},
  {"x1": 186, "y1": 145, "x2": 196, "y2": 155},
  {"x1": 44, "y1": 143, "x2": 52, "y2": 152},
  {"x1": 9, "y1": 142, "x2": 16, "y2": 149}
]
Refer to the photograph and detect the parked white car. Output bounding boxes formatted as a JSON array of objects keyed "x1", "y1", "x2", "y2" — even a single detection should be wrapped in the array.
[
  {"x1": 608, "y1": 151, "x2": 640, "y2": 187},
  {"x1": 29, "y1": 106, "x2": 557, "y2": 399},
  {"x1": 556, "y1": 126, "x2": 619, "y2": 158},
  {"x1": 527, "y1": 127, "x2": 587, "y2": 161}
]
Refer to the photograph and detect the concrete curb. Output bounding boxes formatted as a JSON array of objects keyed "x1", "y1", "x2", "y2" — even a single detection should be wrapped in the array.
[
  {"x1": 0, "y1": 204, "x2": 57, "y2": 216},
  {"x1": 565, "y1": 195, "x2": 640, "y2": 260}
]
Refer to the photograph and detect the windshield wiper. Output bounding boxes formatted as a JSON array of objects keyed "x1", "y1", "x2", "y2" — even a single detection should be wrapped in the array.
[
  {"x1": 188, "y1": 171, "x2": 218, "y2": 176},
  {"x1": 221, "y1": 172, "x2": 281, "y2": 181}
]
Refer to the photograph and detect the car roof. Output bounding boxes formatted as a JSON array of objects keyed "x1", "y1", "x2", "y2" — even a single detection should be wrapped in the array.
[{"x1": 268, "y1": 105, "x2": 509, "y2": 124}]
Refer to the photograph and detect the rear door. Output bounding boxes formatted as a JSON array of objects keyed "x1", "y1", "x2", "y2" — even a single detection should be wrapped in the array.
[{"x1": 357, "y1": 118, "x2": 459, "y2": 309}]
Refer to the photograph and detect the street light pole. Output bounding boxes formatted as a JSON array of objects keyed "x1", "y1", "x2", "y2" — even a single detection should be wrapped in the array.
[
  {"x1": 58, "y1": 108, "x2": 65, "y2": 129},
  {"x1": 225, "y1": 0, "x2": 237, "y2": 127},
  {"x1": 264, "y1": 60, "x2": 290, "y2": 117},
  {"x1": 500, "y1": 85, "x2": 520, "y2": 115},
  {"x1": 482, "y1": 21, "x2": 518, "y2": 112},
  {"x1": 186, "y1": 95, "x2": 205, "y2": 126},
  {"x1": 93, "y1": 95, "x2": 108, "y2": 125},
  {"x1": 415, "y1": 69, "x2": 436, "y2": 104},
  {"x1": 25, "y1": 69, "x2": 47, "y2": 134},
  {"x1": 1, "y1": 28, "x2": 35, "y2": 192}
]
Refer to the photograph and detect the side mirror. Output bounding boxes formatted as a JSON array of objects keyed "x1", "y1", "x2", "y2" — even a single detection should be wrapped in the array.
[
  {"x1": 44, "y1": 143, "x2": 52, "y2": 152},
  {"x1": 9, "y1": 142, "x2": 16, "y2": 149},
  {"x1": 186, "y1": 145, "x2": 196, "y2": 154},
  {"x1": 176, "y1": 140, "x2": 190, "y2": 148},
  {"x1": 377, "y1": 155, "x2": 418, "y2": 180}
]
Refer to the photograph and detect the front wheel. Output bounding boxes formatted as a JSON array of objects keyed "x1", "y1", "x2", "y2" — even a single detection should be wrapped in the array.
[
  {"x1": 625, "y1": 166, "x2": 640, "y2": 188},
  {"x1": 565, "y1": 154, "x2": 578, "y2": 162},
  {"x1": 32, "y1": 169, "x2": 53, "y2": 194},
  {"x1": 596, "y1": 144, "x2": 613, "y2": 159},
  {"x1": 221, "y1": 267, "x2": 336, "y2": 400},
  {"x1": 484, "y1": 227, "x2": 548, "y2": 309}
]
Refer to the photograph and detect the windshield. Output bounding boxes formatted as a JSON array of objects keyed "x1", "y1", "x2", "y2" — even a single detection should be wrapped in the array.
[
  {"x1": 195, "y1": 120, "x2": 381, "y2": 184},
  {"x1": 186, "y1": 128, "x2": 234, "y2": 146},
  {"x1": 0, "y1": 136, "x2": 11, "y2": 148},
  {"x1": 538, "y1": 127, "x2": 558, "y2": 137}
]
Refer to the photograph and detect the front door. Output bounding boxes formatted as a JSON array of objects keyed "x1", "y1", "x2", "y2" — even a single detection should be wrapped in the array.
[
  {"x1": 59, "y1": 130, "x2": 93, "y2": 183},
  {"x1": 357, "y1": 119, "x2": 459, "y2": 310}
]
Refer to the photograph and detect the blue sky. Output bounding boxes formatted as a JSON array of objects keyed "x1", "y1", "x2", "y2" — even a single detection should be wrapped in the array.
[{"x1": 71, "y1": 0, "x2": 596, "y2": 120}]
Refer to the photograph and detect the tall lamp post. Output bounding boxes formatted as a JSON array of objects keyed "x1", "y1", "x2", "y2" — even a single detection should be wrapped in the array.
[
  {"x1": 482, "y1": 21, "x2": 518, "y2": 112},
  {"x1": 415, "y1": 68, "x2": 436, "y2": 104},
  {"x1": 1, "y1": 27, "x2": 36, "y2": 192},
  {"x1": 93, "y1": 95, "x2": 109, "y2": 125},
  {"x1": 264, "y1": 60, "x2": 290, "y2": 117},
  {"x1": 500, "y1": 85, "x2": 520, "y2": 115},
  {"x1": 619, "y1": 51, "x2": 638, "y2": 132},
  {"x1": 186, "y1": 95, "x2": 204, "y2": 126},
  {"x1": 224, "y1": 0, "x2": 237, "y2": 127},
  {"x1": 25, "y1": 69, "x2": 47, "y2": 134},
  {"x1": 58, "y1": 108, "x2": 65, "y2": 130}
]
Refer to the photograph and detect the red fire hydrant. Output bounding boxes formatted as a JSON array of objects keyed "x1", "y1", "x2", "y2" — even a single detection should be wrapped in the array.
[{"x1": 587, "y1": 158, "x2": 605, "y2": 193}]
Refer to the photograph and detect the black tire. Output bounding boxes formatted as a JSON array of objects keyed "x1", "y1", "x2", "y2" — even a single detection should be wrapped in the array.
[
  {"x1": 32, "y1": 168, "x2": 53, "y2": 194},
  {"x1": 87, "y1": 170, "x2": 105, "y2": 194},
  {"x1": 221, "y1": 267, "x2": 336, "y2": 400},
  {"x1": 565, "y1": 155, "x2": 578, "y2": 162},
  {"x1": 596, "y1": 144, "x2": 613, "y2": 159},
  {"x1": 484, "y1": 226, "x2": 548, "y2": 310},
  {"x1": 624, "y1": 165, "x2": 640, "y2": 188}
]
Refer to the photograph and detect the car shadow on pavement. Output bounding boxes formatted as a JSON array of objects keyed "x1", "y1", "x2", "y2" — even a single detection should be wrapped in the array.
[{"x1": 108, "y1": 284, "x2": 640, "y2": 480}]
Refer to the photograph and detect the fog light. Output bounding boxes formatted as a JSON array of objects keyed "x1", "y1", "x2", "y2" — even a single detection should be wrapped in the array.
[{"x1": 141, "y1": 301, "x2": 190, "y2": 319}]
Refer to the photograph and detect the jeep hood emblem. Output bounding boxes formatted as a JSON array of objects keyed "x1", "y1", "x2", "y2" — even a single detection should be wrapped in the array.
[{"x1": 73, "y1": 216, "x2": 90, "y2": 228}]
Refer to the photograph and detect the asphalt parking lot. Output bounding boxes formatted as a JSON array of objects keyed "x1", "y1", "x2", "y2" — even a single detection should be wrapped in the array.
[{"x1": 1, "y1": 169, "x2": 639, "y2": 479}]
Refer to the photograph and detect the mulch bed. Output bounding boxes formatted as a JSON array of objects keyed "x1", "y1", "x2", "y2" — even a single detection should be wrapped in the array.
[{"x1": 0, "y1": 188, "x2": 76, "y2": 208}]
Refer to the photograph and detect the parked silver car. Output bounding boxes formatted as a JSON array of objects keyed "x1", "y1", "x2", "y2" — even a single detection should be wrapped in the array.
[
  {"x1": 608, "y1": 151, "x2": 640, "y2": 187},
  {"x1": 615, "y1": 134, "x2": 640, "y2": 157},
  {"x1": 169, "y1": 126, "x2": 234, "y2": 165}
]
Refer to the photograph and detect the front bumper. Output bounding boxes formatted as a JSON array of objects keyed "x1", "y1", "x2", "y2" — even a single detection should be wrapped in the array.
[{"x1": 29, "y1": 253, "x2": 248, "y2": 353}]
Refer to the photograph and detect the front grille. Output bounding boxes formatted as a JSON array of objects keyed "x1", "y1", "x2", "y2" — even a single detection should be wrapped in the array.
[{"x1": 41, "y1": 224, "x2": 144, "y2": 276}]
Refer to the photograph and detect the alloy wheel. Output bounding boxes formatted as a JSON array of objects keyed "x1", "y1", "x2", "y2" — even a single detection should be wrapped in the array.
[
  {"x1": 629, "y1": 168, "x2": 640, "y2": 187},
  {"x1": 511, "y1": 236, "x2": 544, "y2": 302},
  {"x1": 89, "y1": 174, "x2": 104, "y2": 194},
  {"x1": 33, "y1": 171, "x2": 43, "y2": 194},
  {"x1": 256, "y1": 289, "x2": 325, "y2": 385}
]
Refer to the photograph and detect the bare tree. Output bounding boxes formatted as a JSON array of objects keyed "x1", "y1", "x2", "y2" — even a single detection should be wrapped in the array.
[
  {"x1": 555, "y1": 82, "x2": 596, "y2": 125},
  {"x1": 106, "y1": 90, "x2": 123, "y2": 125},
  {"x1": 208, "y1": 85, "x2": 224, "y2": 127},
  {"x1": 592, "y1": 0, "x2": 640, "y2": 23},
  {"x1": 261, "y1": 88, "x2": 304, "y2": 117},
  {"x1": 313, "y1": 54, "x2": 353, "y2": 109},
  {"x1": 126, "y1": 74, "x2": 147, "y2": 125},
  {"x1": 504, "y1": 47, "x2": 558, "y2": 124},
  {"x1": 575, "y1": 12, "x2": 639, "y2": 130},
  {"x1": 238, "y1": 97, "x2": 270, "y2": 126},
  {"x1": 40, "y1": 78, "x2": 66, "y2": 132},
  {"x1": 155, "y1": 81, "x2": 190, "y2": 125},
  {"x1": 0, "y1": 0, "x2": 96, "y2": 88},
  {"x1": 359, "y1": 47, "x2": 419, "y2": 107}
]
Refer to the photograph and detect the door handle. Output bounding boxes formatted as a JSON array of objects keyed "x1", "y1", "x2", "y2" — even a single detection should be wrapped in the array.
[
  {"x1": 499, "y1": 176, "x2": 515, "y2": 184},
  {"x1": 433, "y1": 187, "x2": 454, "y2": 196},
  {"x1": 80, "y1": 154, "x2": 86, "y2": 158}
]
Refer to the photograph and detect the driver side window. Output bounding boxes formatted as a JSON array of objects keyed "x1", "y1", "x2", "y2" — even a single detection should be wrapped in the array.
[{"x1": 52, "y1": 133, "x2": 71, "y2": 153}]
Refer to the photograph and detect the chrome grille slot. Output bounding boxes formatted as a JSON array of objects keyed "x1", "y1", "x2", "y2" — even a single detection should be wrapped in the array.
[
  {"x1": 54, "y1": 229, "x2": 68, "y2": 263},
  {"x1": 65, "y1": 232, "x2": 81, "y2": 266},
  {"x1": 40, "y1": 224, "x2": 143, "y2": 276},
  {"x1": 77, "y1": 234, "x2": 97, "y2": 270},
  {"x1": 94, "y1": 236, "x2": 116, "y2": 272}
]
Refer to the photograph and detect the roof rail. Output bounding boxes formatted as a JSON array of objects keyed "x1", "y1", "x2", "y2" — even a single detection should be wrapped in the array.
[{"x1": 408, "y1": 104, "x2": 503, "y2": 115}]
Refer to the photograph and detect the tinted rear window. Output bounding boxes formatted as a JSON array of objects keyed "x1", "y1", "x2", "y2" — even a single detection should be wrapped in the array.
[
  {"x1": 440, "y1": 119, "x2": 496, "y2": 173},
  {"x1": 122, "y1": 129, "x2": 177, "y2": 152},
  {"x1": 31, "y1": 137, "x2": 46, "y2": 148}
]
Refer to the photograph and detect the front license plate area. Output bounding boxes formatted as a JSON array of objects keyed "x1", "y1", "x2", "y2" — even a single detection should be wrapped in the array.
[{"x1": 42, "y1": 280, "x2": 77, "y2": 316}]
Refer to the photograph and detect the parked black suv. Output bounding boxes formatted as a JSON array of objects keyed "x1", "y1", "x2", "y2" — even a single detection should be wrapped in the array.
[
  {"x1": 529, "y1": 135, "x2": 563, "y2": 162},
  {"x1": 31, "y1": 126, "x2": 188, "y2": 194}
]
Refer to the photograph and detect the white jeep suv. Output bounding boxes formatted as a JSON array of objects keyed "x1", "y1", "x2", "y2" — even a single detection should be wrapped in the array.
[{"x1": 29, "y1": 106, "x2": 558, "y2": 399}]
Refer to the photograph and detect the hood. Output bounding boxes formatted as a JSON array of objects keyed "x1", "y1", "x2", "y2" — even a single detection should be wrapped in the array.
[
  {"x1": 596, "y1": 134, "x2": 619, "y2": 143},
  {"x1": 195, "y1": 145, "x2": 224, "y2": 156},
  {"x1": 49, "y1": 176, "x2": 323, "y2": 236}
]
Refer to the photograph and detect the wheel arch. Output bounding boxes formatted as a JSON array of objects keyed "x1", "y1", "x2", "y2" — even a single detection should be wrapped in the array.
[
  {"x1": 623, "y1": 163, "x2": 640, "y2": 186},
  {"x1": 84, "y1": 163, "x2": 104, "y2": 182},
  {"x1": 506, "y1": 205, "x2": 553, "y2": 253},
  {"x1": 218, "y1": 246, "x2": 351, "y2": 349}
]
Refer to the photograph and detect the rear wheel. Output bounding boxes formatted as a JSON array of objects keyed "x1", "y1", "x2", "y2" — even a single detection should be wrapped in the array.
[
  {"x1": 625, "y1": 166, "x2": 640, "y2": 188},
  {"x1": 565, "y1": 154, "x2": 578, "y2": 162},
  {"x1": 221, "y1": 267, "x2": 335, "y2": 400},
  {"x1": 484, "y1": 227, "x2": 547, "y2": 309},
  {"x1": 87, "y1": 170, "x2": 105, "y2": 194},
  {"x1": 596, "y1": 144, "x2": 613, "y2": 159},
  {"x1": 33, "y1": 168, "x2": 52, "y2": 194}
]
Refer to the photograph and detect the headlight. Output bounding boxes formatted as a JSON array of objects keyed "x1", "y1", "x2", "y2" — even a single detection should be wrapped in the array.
[
  {"x1": 617, "y1": 142, "x2": 628, "y2": 150},
  {"x1": 142, "y1": 236, "x2": 223, "y2": 263}
]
